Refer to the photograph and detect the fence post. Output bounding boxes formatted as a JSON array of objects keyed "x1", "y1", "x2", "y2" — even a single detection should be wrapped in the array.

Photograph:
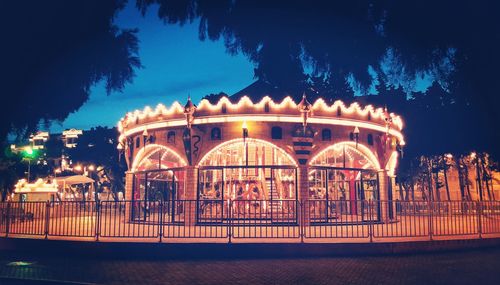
[
  {"x1": 477, "y1": 201, "x2": 482, "y2": 239},
  {"x1": 159, "y1": 201, "x2": 163, "y2": 243},
  {"x1": 228, "y1": 199, "x2": 232, "y2": 244},
  {"x1": 95, "y1": 201, "x2": 100, "y2": 242},
  {"x1": 428, "y1": 200, "x2": 433, "y2": 241},
  {"x1": 300, "y1": 200, "x2": 304, "y2": 243},
  {"x1": 369, "y1": 200, "x2": 373, "y2": 243},
  {"x1": 45, "y1": 201, "x2": 50, "y2": 239},
  {"x1": 5, "y1": 202, "x2": 10, "y2": 238}
]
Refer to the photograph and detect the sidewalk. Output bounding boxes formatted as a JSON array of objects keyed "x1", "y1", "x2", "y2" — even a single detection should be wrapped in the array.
[
  {"x1": 1, "y1": 236, "x2": 500, "y2": 259},
  {"x1": 1, "y1": 245, "x2": 499, "y2": 285}
]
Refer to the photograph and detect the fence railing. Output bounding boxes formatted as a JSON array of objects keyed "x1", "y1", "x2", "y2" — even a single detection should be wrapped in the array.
[
  {"x1": 231, "y1": 199, "x2": 300, "y2": 239},
  {"x1": 304, "y1": 200, "x2": 373, "y2": 239},
  {"x1": 48, "y1": 201, "x2": 97, "y2": 237},
  {"x1": 373, "y1": 201, "x2": 430, "y2": 238},
  {"x1": 100, "y1": 200, "x2": 159, "y2": 239},
  {"x1": 1, "y1": 200, "x2": 499, "y2": 242}
]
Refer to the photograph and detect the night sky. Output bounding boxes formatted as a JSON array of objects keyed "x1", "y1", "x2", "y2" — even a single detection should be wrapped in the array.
[{"x1": 51, "y1": 3, "x2": 254, "y2": 132}]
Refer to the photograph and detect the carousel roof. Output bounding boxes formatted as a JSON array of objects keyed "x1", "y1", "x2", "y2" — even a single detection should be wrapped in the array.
[
  {"x1": 117, "y1": 81, "x2": 406, "y2": 146},
  {"x1": 118, "y1": 95, "x2": 403, "y2": 130}
]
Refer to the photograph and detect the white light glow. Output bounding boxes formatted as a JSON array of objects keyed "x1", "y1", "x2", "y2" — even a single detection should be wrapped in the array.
[
  {"x1": 118, "y1": 102, "x2": 184, "y2": 132},
  {"x1": 119, "y1": 115, "x2": 405, "y2": 146},
  {"x1": 118, "y1": 96, "x2": 404, "y2": 133},
  {"x1": 131, "y1": 144, "x2": 187, "y2": 171},
  {"x1": 309, "y1": 141, "x2": 382, "y2": 170},
  {"x1": 198, "y1": 138, "x2": 298, "y2": 167}
]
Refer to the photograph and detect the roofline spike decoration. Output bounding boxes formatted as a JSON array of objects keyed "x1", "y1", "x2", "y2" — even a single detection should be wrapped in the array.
[
  {"x1": 183, "y1": 96, "x2": 197, "y2": 129},
  {"x1": 297, "y1": 93, "x2": 312, "y2": 132},
  {"x1": 383, "y1": 105, "x2": 394, "y2": 134}
]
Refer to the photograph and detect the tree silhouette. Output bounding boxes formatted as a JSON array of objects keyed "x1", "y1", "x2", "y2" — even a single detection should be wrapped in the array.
[
  {"x1": 1, "y1": 0, "x2": 141, "y2": 142},
  {"x1": 138, "y1": 0, "x2": 499, "y2": 158},
  {"x1": 66, "y1": 126, "x2": 127, "y2": 198}
]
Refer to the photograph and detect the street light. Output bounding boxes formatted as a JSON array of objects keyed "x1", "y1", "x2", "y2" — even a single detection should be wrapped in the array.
[
  {"x1": 242, "y1": 121, "x2": 249, "y2": 168},
  {"x1": 142, "y1": 128, "x2": 149, "y2": 147},
  {"x1": 242, "y1": 121, "x2": 248, "y2": 142},
  {"x1": 116, "y1": 142, "x2": 124, "y2": 163},
  {"x1": 470, "y1": 152, "x2": 476, "y2": 160},
  {"x1": 25, "y1": 146, "x2": 33, "y2": 156},
  {"x1": 353, "y1": 126, "x2": 360, "y2": 148},
  {"x1": 396, "y1": 141, "x2": 404, "y2": 158},
  {"x1": 22, "y1": 146, "x2": 35, "y2": 182}
]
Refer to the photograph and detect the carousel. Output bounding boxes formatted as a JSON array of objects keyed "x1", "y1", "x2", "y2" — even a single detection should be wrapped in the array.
[{"x1": 117, "y1": 95, "x2": 405, "y2": 223}]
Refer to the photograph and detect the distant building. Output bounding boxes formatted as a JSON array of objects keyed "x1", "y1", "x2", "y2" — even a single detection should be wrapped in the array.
[
  {"x1": 11, "y1": 129, "x2": 84, "y2": 169},
  {"x1": 29, "y1": 131, "x2": 49, "y2": 150},
  {"x1": 62, "y1": 129, "x2": 83, "y2": 148},
  {"x1": 17, "y1": 129, "x2": 83, "y2": 151}
]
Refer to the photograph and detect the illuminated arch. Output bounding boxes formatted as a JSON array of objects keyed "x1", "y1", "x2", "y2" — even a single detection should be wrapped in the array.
[
  {"x1": 198, "y1": 138, "x2": 298, "y2": 167},
  {"x1": 309, "y1": 141, "x2": 381, "y2": 170},
  {"x1": 385, "y1": 151, "x2": 399, "y2": 176},
  {"x1": 131, "y1": 144, "x2": 187, "y2": 172}
]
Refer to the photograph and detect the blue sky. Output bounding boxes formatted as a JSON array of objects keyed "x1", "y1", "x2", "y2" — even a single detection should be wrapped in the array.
[{"x1": 50, "y1": 4, "x2": 255, "y2": 132}]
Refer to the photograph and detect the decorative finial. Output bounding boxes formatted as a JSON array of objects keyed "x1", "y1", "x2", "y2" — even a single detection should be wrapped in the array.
[
  {"x1": 297, "y1": 93, "x2": 312, "y2": 132},
  {"x1": 353, "y1": 126, "x2": 360, "y2": 148},
  {"x1": 298, "y1": 93, "x2": 312, "y2": 112},
  {"x1": 383, "y1": 105, "x2": 393, "y2": 134},
  {"x1": 184, "y1": 96, "x2": 197, "y2": 129}
]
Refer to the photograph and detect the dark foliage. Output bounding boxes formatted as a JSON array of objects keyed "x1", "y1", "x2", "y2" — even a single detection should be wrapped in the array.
[
  {"x1": 66, "y1": 126, "x2": 126, "y2": 188},
  {"x1": 0, "y1": 0, "x2": 141, "y2": 142},
  {"x1": 60, "y1": 126, "x2": 127, "y2": 199},
  {"x1": 138, "y1": 0, "x2": 499, "y2": 159},
  {"x1": 201, "y1": 92, "x2": 229, "y2": 103}
]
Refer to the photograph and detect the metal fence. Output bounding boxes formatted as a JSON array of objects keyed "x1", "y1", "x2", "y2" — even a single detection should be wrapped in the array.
[
  {"x1": 481, "y1": 201, "x2": 500, "y2": 235},
  {"x1": 48, "y1": 201, "x2": 96, "y2": 237},
  {"x1": 5, "y1": 202, "x2": 47, "y2": 236},
  {"x1": 430, "y1": 201, "x2": 479, "y2": 237},
  {"x1": 100, "y1": 200, "x2": 159, "y2": 239},
  {"x1": 373, "y1": 201, "x2": 430, "y2": 238},
  {"x1": 163, "y1": 200, "x2": 228, "y2": 239},
  {"x1": 304, "y1": 200, "x2": 373, "y2": 239},
  {"x1": 0, "y1": 202, "x2": 6, "y2": 235},
  {"x1": 231, "y1": 199, "x2": 300, "y2": 239},
  {"x1": 1, "y1": 200, "x2": 499, "y2": 242}
]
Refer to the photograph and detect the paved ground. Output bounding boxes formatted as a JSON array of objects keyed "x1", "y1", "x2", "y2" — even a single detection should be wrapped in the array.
[{"x1": 0, "y1": 247, "x2": 499, "y2": 285}]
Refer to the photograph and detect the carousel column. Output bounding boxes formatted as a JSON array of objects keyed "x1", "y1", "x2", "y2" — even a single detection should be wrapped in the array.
[
  {"x1": 183, "y1": 165, "x2": 198, "y2": 226},
  {"x1": 377, "y1": 169, "x2": 393, "y2": 222},
  {"x1": 298, "y1": 165, "x2": 310, "y2": 226},
  {"x1": 124, "y1": 171, "x2": 135, "y2": 221}
]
